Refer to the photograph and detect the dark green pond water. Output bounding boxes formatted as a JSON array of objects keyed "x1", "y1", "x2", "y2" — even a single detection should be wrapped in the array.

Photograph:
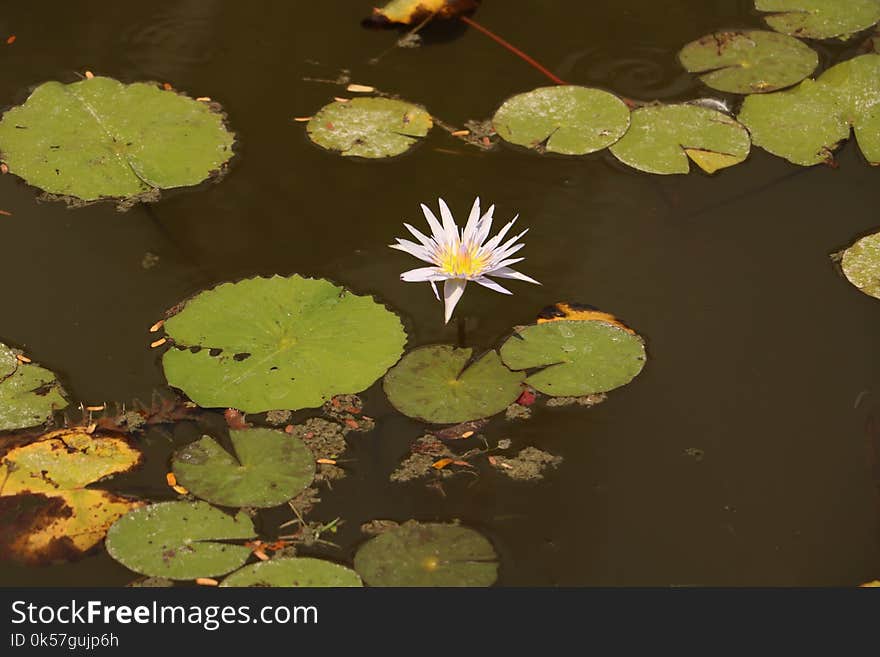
[{"x1": 1, "y1": 0, "x2": 879, "y2": 586}]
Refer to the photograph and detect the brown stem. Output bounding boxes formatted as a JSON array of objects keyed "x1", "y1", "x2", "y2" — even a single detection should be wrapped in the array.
[{"x1": 459, "y1": 15, "x2": 567, "y2": 86}]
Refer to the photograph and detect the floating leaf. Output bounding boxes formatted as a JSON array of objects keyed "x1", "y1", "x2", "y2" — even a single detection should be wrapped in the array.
[
  {"x1": 105, "y1": 501, "x2": 255, "y2": 580},
  {"x1": 353, "y1": 521, "x2": 498, "y2": 587},
  {"x1": 221, "y1": 558, "x2": 363, "y2": 587},
  {"x1": 492, "y1": 86, "x2": 631, "y2": 155},
  {"x1": 500, "y1": 320, "x2": 647, "y2": 397},
  {"x1": 609, "y1": 104, "x2": 751, "y2": 174},
  {"x1": 0, "y1": 343, "x2": 67, "y2": 432},
  {"x1": 840, "y1": 230, "x2": 880, "y2": 299},
  {"x1": 755, "y1": 0, "x2": 880, "y2": 40},
  {"x1": 0, "y1": 77, "x2": 234, "y2": 203},
  {"x1": 161, "y1": 275, "x2": 406, "y2": 413},
  {"x1": 383, "y1": 345, "x2": 524, "y2": 424},
  {"x1": 678, "y1": 30, "x2": 817, "y2": 94},
  {"x1": 0, "y1": 429, "x2": 142, "y2": 564},
  {"x1": 367, "y1": 0, "x2": 480, "y2": 25},
  {"x1": 537, "y1": 302, "x2": 636, "y2": 334},
  {"x1": 172, "y1": 428, "x2": 315, "y2": 508},
  {"x1": 307, "y1": 97, "x2": 432, "y2": 158},
  {"x1": 738, "y1": 54, "x2": 880, "y2": 165}
]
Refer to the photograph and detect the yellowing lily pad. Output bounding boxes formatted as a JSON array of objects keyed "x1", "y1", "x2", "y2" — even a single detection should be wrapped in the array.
[
  {"x1": 161, "y1": 275, "x2": 407, "y2": 413},
  {"x1": 307, "y1": 97, "x2": 432, "y2": 158},
  {"x1": 500, "y1": 320, "x2": 647, "y2": 397},
  {"x1": 0, "y1": 343, "x2": 67, "y2": 432},
  {"x1": 840, "y1": 230, "x2": 880, "y2": 299},
  {"x1": 492, "y1": 86, "x2": 631, "y2": 155},
  {"x1": 609, "y1": 104, "x2": 751, "y2": 174},
  {"x1": 368, "y1": 0, "x2": 480, "y2": 25},
  {"x1": 738, "y1": 54, "x2": 880, "y2": 165},
  {"x1": 678, "y1": 30, "x2": 818, "y2": 94},
  {"x1": 0, "y1": 77, "x2": 234, "y2": 203},
  {"x1": 353, "y1": 521, "x2": 498, "y2": 587},
  {"x1": 105, "y1": 501, "x2": 255, "y2": 580},
  {"x1": 221, "y1": 558, "x2": 363, "y2": 587},
  {"x1": 172, "y1": 428, "x2": 315, "y2": 508},
  {"x1": 756, "y1": 0, "x2": 880, "y2": 40},
  {"x1": 0, "y1": 429, "x2": 142, "y2": 564},
  {"x1": 382, "y1": 345, "x2": 524, "y2": 424}
]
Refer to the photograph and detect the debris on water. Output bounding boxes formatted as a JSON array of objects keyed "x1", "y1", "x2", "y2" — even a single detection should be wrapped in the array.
[
  {"x1": 505, "y1": 402, "x2": 532, "y2": 420},
  {"x1": 360, "y1": 519, "x2": 399, "y2": 536},
  {"x1": 397, "y1": 33, "x2": 422, "y2": 48},
  {"x1": 141, "y1": 252, "x2": 160, "y2": 269},
  {"x1": 390, "y1": 435, "x2": 455, "y2": 483},
  {"x1": 223, "y1": 408, "x2": 250, "y2": 429},
  {"x1": 432, "y1": 418, "x2": 487, "y2": 440},
  {"x1": 490, "y1": 446, "x2": 562, "y2": 481},
  {"x1": 323, "y1": 394, "x2": 375, "y2": 432},
  {"x1": 288, "y1": 486, "x2": 321, "y2": 518},
  {"x1": 684, "y1": 447, "x2": 705, "y2": 462},
  {"x1": 496, "y1": 438, "x2": 512, "y2": 450},
  {"x1": 545, "y1": 393, "x2": 607, "y2": 407},
  {"x1": 265, "y1": 409, "x2": 292, "y2": 426},
  {"x1": 287, "y1": 418, "x2": 348, "y2": 482}
]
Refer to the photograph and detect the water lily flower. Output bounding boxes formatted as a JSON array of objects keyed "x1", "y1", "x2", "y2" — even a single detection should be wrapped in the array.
[{"x1": 390, "y1": 197, "x2": 540, "y2": 323}]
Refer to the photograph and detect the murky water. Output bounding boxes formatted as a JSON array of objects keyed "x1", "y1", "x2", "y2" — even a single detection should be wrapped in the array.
[{"x1": 1, "y1": 0, "x2": 879, "y2": 586}]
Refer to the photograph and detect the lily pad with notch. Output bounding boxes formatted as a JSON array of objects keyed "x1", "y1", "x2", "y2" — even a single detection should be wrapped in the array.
[
  {"x1": 840, "y1": 230, "x2": 880, "y2": 299},
  {"x1": 161, "y1": 275, "x2": 407, "y2": 413},
  {"x1": 492, "y1": 86, "x2": 631, "y2": 155},
  {"x1": 0, "y1": 76, "x2": 234, "y2": 204},
  {"x1": 172, "y1": 428, "x2": 315, "y2": 508},
  {"x1": 0, "y1": 343, "x2": 68, "y2": 432},
  {"x1": 678, "y1": 30, "x2": 818, "y2": 94},
  {"x1": 105, "y1": 501, "x2": 255, "y2": 580},
  {"x1": 609, "y1": 104, "x2": 751, "y2": 174},
  {"x1": 755, "y1": 0, "x2": 880, "y2": 40},
  {"x1": 353, "y1": 520, "x2": 498, "y2": 587},
  {"x1": 306, "y1": 97, "x2": 432, "y2": 158},
  {"x1": 500, "y1": 320, "x2": 647, "y2": 397},
  {"x1": 221, "y1": 557, "x2": 363, "y2": 587},
  {"x1": 382, "y1": 345, "x2": 524, "y2": 424}
]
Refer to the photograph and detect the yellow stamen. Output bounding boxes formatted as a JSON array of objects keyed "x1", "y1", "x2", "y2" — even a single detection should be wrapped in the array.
[{"x1": 438, "y1": 245, "x2": 486, "y2": 277}]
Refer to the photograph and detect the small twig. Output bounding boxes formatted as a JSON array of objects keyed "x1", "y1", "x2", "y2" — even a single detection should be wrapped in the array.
[{"x1": 370, "y1": 11, "x2": 437, "y2": 64}]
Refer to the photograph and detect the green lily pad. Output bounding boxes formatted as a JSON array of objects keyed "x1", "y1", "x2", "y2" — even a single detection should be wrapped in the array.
[
  {"x1": 221, "y1": 558, "x2": 363, "y2": 587},
  {"x1": 0, "y1": 77, "x2": 234, "y2": 203},
  {"x1": 500, "y1": 320, "x2": 647, "y2": 397},
  {"x1": 306, "y1": 97, "x2": 432, "y2": 158},
  {"x1": 678, "y1": 30, "x2": 818, "y2": 94},
  {"x1": 756, "y1": 0, "x2": 880, "y2": 40},
  {"x1": 840, "y1": 230, "x2": 880, "y2": 299},
  {"x1": 353, "y1": 521, "x2": 498, "y2": 587},
  {"x1": 492, "y1": 86, "x2": 631, "y2": 154},
  {"x1": 382, "y1": 345, "x2": 524, "y2": 424},
  {"x1": 161, "y1": 275, "x2": 406, "y2": 413},
  {"x1": 609, "y1": 104, "x2": 751, "y2": 174},
  {"x1": 105, "y1": 501, "x2": 255, "y2": 580},
  {"x1": 738, "y1": 54, "x2": 880, "y2": 165},
  {"x1": 0, "y1": 343, "x2": 67, "y2": 432},
  {"x1": 172, "y1": 428, "x2": 315, "y2": 508}
]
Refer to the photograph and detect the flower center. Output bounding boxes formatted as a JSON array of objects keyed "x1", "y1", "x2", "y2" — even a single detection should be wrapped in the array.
[{"x1": 438, "y1": 244, "x2": 486, "y2": 277}]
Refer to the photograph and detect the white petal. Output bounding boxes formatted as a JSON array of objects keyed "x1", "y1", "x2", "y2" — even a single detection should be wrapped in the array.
[
  {"x1": 475, "y1": 205, "x2": 496, "y2": 245},
  {"x1": 404, "y1": 222, "x2": 436, "y2": 249},
  {"x1": 437, "y1": 198, "x2": 459, "y2": 247},
  {"x1": 474, "y1": 276, "x2": 512, "y2": 295},
  {"x1": 479, "y1": 214, "x2": 518, "y2": 254},
  {"x1": 490, "y1": 241, "x2": 525, "y2": 264},
  {"x1": 430, "y1": 280, "x2": 440, "y2": 300},
  {"x1": 488, "y1": 266, "x2": 541, "y2": 285},
  {"x1": 400, "y1": 266, "x2": 447, "y2": 282},
  {"x1": 461, "y1": 197, "x2": 481, "y2": 246},
  {"x1": 390, "y1": 240, "x2": 436, "y2": 264},
  {"x1": 443, "y1": 278, "x2": 467, "y2": 324},
  {"x1": 491, "y1": 257, "x2": 524, "y2": 268},
  {"x1": 420, "y1": 203, "x2": 445, "y2": 241}
]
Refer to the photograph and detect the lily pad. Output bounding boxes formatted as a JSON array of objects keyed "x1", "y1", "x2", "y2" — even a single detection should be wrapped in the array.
[
  {"x1": 221, "y1": 558, "x2": 363, "y2": 587},
  {"x1": 738, "y1": 54, "x2": 880, "y2": 165},
  {"x1": 172, "y1": 428, "x2": 315, "y2": 508},
  {"x1": 0, "y1": 343, "x2": 67, "y2": 432},
  {"x1": 840, "y1": 230, "x2": 880, "y2": 299},
  {"x1": 105, "y1": 501, "x2": 255, "y2": 580},
  {"x1": 500, "y1": 320, "x2": 647, "y2": 397},
  {"x1": 161, "y1": 275, "x2": 406, "y2": 413},
  {"x1": 0, "y1": 429, "x2": 142, "y2": 564},
  {"x1": 678, "y1": 30, "x2": 818, "y2": 94},
  {"x1": 306, "y1": 97, "x2": 432, "y2": 158},
  {"x1": 382, "y1": 345, "x2": 524, "y2": 424},
  {"x1": 609, "y1": 104, "x2": 751, "y2": 174},
  {"x1": 492, "y1": 86, "x2": 631, "y2": 155},
  {"x1": 0, "y1": 76, "x2": 234, "y2": 203},
  {"x1": 756, "y1": 0, "x2": 880, "y2": 40},
  {"x1": 353, "y1": 521, "x2": 498, "y2": 587}
]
